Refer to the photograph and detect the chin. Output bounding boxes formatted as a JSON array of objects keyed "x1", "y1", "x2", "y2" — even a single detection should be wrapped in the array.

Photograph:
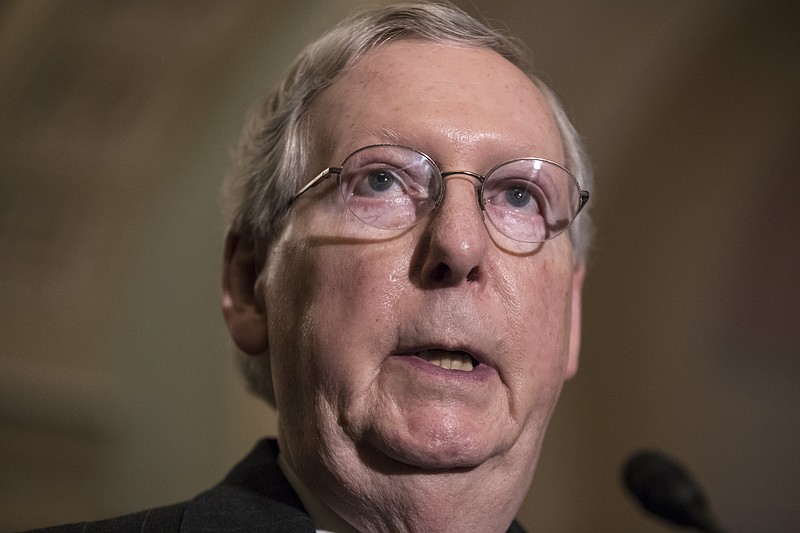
[{"x1": 360, "y1": 413, "x2": 514, "y2": 472}]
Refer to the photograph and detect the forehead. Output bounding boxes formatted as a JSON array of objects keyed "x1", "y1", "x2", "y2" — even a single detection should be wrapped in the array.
[{"x1": 308, "y1": 40, "x2": 563, "y2": 167}]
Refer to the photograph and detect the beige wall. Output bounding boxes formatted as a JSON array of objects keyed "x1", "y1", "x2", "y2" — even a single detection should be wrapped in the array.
[{"x1": 1, "y1": 1, "x2": 798, "y2": 531}]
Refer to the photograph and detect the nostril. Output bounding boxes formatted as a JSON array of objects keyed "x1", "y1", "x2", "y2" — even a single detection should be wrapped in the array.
[
  {"x1": 431, "y1": 262, "x2": 450, "y2": 282},
  {"x1": 425, "y1": 263, "x2": 480, "y2": 284}
]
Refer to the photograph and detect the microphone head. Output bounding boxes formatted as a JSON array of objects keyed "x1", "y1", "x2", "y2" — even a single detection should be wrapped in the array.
[{"x1": 623, "y1": 450, "x2": 719, "y2": 531}]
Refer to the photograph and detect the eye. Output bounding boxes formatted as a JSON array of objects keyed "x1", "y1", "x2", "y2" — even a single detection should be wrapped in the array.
[
  {"x1": 347, "y1": 165, "x2": 408, "y2": 198},
  {"x1": 504, "y1": 185, "x2": 535, "y2": 209},
  {"x1": 486, "y1": 178, "x2": 543, "y2": 214},
  {"x1": 367, "y1": 170, "x2": 396, "y2": 193}
]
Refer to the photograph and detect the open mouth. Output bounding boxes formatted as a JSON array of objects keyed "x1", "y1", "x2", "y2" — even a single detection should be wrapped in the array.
[{"x1": 416, "y1": 349, "x2": 479, "y2": 372}]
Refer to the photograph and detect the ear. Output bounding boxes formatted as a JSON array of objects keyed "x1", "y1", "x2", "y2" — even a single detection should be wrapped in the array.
[
  {"x1": 565, "y1": 262, "x2": 586, "y2": 380},
  {"x1": 222, "y1": 231, "x2": 268, "y2": 355}
]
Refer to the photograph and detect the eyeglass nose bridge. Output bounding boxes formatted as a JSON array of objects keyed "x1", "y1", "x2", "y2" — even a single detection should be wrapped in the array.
[{"x1": 437, "y1": 170, "x2": 487, "y2": 210}]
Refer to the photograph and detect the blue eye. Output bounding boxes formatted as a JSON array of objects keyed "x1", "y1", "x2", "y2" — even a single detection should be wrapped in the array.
[
  {"x1": 504, "y1": 185, "x2": 532, "y2": 208},
  {"x1": 367, "y1": 170, "x2": 395, "y2": 192}
]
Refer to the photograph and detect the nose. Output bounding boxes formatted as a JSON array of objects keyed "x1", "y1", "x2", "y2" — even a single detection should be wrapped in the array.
[{"x1": 418, "y1": 176, "x2": 488, "y2": 287}]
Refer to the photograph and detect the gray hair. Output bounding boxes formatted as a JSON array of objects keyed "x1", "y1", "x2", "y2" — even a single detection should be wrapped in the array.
[{"x1": 224, "y1": 2, "x2": 593, "y2": 406}]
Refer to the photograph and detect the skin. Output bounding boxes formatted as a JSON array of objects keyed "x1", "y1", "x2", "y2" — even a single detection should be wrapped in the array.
[{"x1": 223, "y1": 41, "x2": 585, "y2": 532}]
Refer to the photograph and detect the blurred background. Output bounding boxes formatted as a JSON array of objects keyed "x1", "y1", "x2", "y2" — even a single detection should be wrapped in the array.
[{"x1": 1, "y1": 0, "x2": 798, "y2": 531}]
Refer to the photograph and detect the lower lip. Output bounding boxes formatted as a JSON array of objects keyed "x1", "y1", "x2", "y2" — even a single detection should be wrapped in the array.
[{"x1": 391, "y1": 354, "x2": 496, "y2": 383}]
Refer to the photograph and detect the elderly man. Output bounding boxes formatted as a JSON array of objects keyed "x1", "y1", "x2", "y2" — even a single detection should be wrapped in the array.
[{"x1": 36, "y1": 3, "x2": 590, "y2": 532}]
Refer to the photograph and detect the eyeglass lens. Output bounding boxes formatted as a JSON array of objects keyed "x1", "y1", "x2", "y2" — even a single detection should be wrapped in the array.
[{"x1": 337, "y1": 145, "x2": 580, "y2": 243}]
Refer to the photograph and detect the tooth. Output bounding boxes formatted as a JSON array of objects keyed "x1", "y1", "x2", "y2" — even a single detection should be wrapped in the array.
[
  {"x1": 442, "y1": 353, "x2": 453, "y2": 369},
  {"x1": 415, "y1": 350, "x2": 475, "y2": 371}
]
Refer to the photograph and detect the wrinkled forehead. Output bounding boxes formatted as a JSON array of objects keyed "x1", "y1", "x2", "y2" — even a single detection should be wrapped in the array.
[{"x1": 307, "y1": 40, "x2": 564, "y2": 168}]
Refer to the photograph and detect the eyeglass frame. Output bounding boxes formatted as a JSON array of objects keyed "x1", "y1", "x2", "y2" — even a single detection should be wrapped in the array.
[{"x1": 287, "y1": 144, "x2": 590, "y2": 243}]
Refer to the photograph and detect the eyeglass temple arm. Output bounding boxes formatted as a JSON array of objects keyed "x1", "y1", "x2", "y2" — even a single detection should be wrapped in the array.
[
  {"x1": 290, "y1": 167, "x2": 343, "y2": 204},
  {"x1": 576, "y1": 189, "x2": 590, "y2": 214}
]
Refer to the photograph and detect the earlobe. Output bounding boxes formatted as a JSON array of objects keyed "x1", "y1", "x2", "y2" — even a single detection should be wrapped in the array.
[
  {"x1": 565, "y1": 262, "x2": 585, "y2": 380},
  {"x1": 222, "y1": 231, "x2": 269, "y2": 355}
]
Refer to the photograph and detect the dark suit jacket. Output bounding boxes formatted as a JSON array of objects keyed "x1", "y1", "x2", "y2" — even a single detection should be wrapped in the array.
[{"x1": 30, "y1": 439, "x2": 526, "y2": 532}]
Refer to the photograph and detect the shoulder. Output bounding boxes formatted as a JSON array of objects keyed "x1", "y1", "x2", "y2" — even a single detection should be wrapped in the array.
[
  {"x1": 27, "y1": 439, "x2": 314, "y2": 533},
  {"x1": 508, "y1": 519, "x2": 528, "y2": 533},
  {"x1": 25, "y1": 502, "x2": 186, "y2": 532}
]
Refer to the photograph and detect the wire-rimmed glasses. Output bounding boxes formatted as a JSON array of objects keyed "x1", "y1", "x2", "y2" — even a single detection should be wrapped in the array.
[{"x1": 290, "y1": 144, "x2": 589, "y2": 244}]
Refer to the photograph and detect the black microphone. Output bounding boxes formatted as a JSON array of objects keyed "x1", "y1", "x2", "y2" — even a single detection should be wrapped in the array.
[{"x1": 623, "y1": 450, "x2": 724, "y2": 532}]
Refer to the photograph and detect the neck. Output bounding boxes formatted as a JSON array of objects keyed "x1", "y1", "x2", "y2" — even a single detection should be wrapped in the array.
[
  {"x1": 280, "y1": 432, "x2": 535, "y2": 533},
  {"x1": 347, "y1": 472, "x2": 524, "y2": 533},
  {"x1": 278, "y1": 453, "x2": 360, "y2": 533}
]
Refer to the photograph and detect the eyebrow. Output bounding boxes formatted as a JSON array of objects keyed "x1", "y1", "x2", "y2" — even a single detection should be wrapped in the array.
[
  {"x1": 368, "y1": 127, "x2": 418, "y2": 146},
  {"x1": 365, "y1": 127, "x2": 546, "y2": 162}
]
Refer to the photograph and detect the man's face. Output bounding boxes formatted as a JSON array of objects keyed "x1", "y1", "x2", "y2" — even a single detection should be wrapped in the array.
[{"x1": 239, "y1": 40, "x2": 582, "y2": 493}]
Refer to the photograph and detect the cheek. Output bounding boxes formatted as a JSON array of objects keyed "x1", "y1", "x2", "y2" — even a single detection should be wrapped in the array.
[
  {"x1": 314, "y1": 248, "x2": 407, "y2": 333},
  {"x1": 505, "y1": 255, "x2": 575, "y2": 399},
  {"x1": 263, "y1": 238, "x2": 317, "y2": 404},
  {"x1": 267, "y1": 236, "x2": 408, "y2": 400}
]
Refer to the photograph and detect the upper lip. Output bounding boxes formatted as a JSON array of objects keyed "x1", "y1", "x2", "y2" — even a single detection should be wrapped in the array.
[{"x1": 393, "y1": 299, "x2": 498, "y2": 368}]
